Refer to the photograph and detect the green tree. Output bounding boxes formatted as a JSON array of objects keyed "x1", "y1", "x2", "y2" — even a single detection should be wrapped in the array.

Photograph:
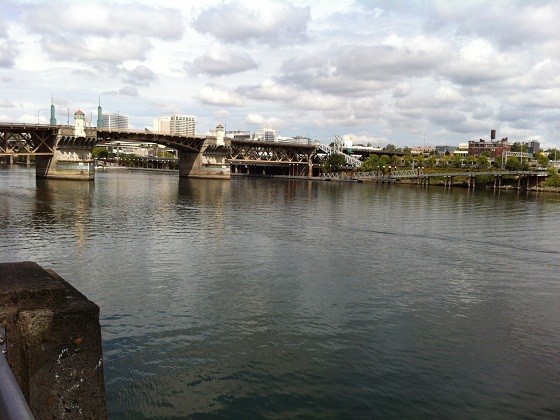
[
  {"x1": 402, "y1": 154, "x2": 413, "y2": 167},
  {"x1": 543, "y1": 169, "x2": 560, "y2": 187},
  {"x1": 505, "y1": 156, "x2": 522, "y2": 171},
  {"x1": 360, "y1": 154, "x2": 380, "y2": 172},
  {"x1": 92, "y1": 146, "x2": 110, "y2": 159},
  {"x1": 452, "y1": 154, "x2": 463, "y2": 168},
  {"x1": 536, "y1": 153, "x2": 549, "y2": 168},
  {"x1": 379, "y1": 154, "x2": 391, "y2": 167},
  {"x1": 439, "y1": 155, "x2": 451, "y2": 167},
  {"x1": 477, "y1": 155, "x2": 490, "y2": 169},
  {"x1": 426, "y1": 155, "x2": 437, "y2": 168},
  {"x1": 324, "y1": 153, "x2": 346, "y2": 173},
  {"x1": 511, "y1": 142, "x2": 527, "y2": 153},
  {"x1": 467, "y1": 155, "x2": 477, "y2": 167}
]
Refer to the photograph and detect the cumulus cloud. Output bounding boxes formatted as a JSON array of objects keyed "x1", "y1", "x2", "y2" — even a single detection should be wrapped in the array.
[
  {"x1": 103, "y1": 86, "x2": 139, "y2": 96},
  {"x1": 0, "y1": 16, "x2": 18, "y2": 68},
  {"x1": 0, "y1": 39, "x2": 18, "y2": 67},
  {"x1": 15, "y1": 2, "x2": 183, "y2": 67},
  {"x1": 278, "y1": 36, "x2": 449, "y2": 97},
  {"x1": 443, "y1": 39, "x2": 523, "y2": 86},
  {"x1": 196, "y1": 84, "x2": 245, "y2": 107},
  {"x1": 124, "y1": 65, "x2": 157, "y2": 86},
  {"x1": 192, "y1": 0, "x2": 310, "y2": 46},
  {"x1": 245, "y1": 113, "x2": 286, "y2": 129},
  {"x1": 0, "y1": 100, "x2": 16, "y2": 108},
  {"x1": 40, "y1": 35, "x2": 151, "y2": 63},
  {"x1": 431, "y1": 1, "x2": 560, "y2": 49},
  {"x1": 21, "y1": 2, "x2": 184, "y2": 40},
  {"x1": 186, "y1": 44, "x2": 258, "y2": 76},
  {"x1": 215, "y1": 109, "x2": 230, "y2": 120},
  {"x1": 237, "y1": 80, "x2": 299, "y2": 101}
]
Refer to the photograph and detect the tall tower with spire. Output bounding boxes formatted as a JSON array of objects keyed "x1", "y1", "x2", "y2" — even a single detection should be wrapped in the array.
[
  {"x1": 50, "y1": 96, "x2": 57, "y2": 126},
  {"x1": 96, "y1": 96, "x2": 103, "y2": 128}
]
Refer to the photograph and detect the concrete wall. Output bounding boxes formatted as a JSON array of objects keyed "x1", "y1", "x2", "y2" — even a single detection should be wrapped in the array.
[{"x1": 0, "y1": 262, "x2": 107, "y2": 419}]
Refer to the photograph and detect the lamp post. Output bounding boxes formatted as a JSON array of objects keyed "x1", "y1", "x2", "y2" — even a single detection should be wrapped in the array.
[{"x1": 36, "y1": 109, "x2": 42, "y2": 124}]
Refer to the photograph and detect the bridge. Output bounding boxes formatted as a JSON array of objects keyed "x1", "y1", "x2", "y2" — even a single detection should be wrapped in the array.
[{"x1": 0, "y1": 123, "x2": 317, "y2": 180}]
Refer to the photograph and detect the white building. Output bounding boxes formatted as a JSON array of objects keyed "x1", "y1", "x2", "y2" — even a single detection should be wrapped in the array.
[
  {"x1": 153, "y1": 114, "x2": 195, "y2": 135},
  {"x1": 343, "y1": 135, "x2": 353, "y2": 148},
  {"x1": 255, "y1": 126, "x2": 277, "y2": 142},
  {"x1": 102, "y1": 113, "x2": 129, "y2": 130},
  {"x1": 170, "y1": 114, "x2": 195, "y2": 135},
  {"x1": 153, "y1": 116, "x2": 171, "y2": 133}
]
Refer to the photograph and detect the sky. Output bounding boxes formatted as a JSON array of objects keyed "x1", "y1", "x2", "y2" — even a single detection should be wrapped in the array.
[{"x1": 1, "y1": 0, "x2": 560, "y2": 149}]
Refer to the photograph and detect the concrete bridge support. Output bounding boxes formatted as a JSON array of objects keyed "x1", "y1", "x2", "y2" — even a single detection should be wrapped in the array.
[
  {"x1": 0, "y1": 262, "x2": 107, "y2": 419},
  {"x1": 179, "y1": 138, "x2": 231, "y2": 179},
  {"x1": 36, "y1": 127, "x2": 96, "y2": 180}
]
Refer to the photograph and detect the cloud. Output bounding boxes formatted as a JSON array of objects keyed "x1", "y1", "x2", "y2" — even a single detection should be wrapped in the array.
[
  {"x1": 192, "y1": 0, "x2": 310, "y2": 46},
  {"x1": 0, "y1": 15, "x2": 18, "y2": 68},
  {"x1": 186, "y1": 44, "x2": 258, "y2": 76},
  {"x1": 215, "y1": 109, "x2": 230, "y2": 120},
  {"x1": 431, "y1": 1, "x2": 560, "y2": 49},
  {"x1": 103, "y1": 86, "x2": 139, "y2": 97},
  {"x1": 40, "y1": 35, "x2": 152, "y2": 64},
  {"x1": 0, "y1": 39, "x2": 18, "y2": 67},
  {"x1": 245, "y1": 113, "x2": 286, "y2": 129},
  {"x1": 278, "y1": 36, "x2": 450, "y2": 96},
  {"x1": 195, "y1": 84, "x2": 245, "y2": 107},
  {"x1": 237, "y1": 80, "x2": 299, "y2": 101},
  {"x1": 124, "y1": 65, "x2": 157, "y2": 86},
  {"x1": 0, "y1": 100, "x2": 16, "y2": 108},
  {"x1": 443, "y1": 39, "x2": 523, "y2": 86},
  {"x1": 21, "y1": 2, "x2": 185, "y2": 40}
]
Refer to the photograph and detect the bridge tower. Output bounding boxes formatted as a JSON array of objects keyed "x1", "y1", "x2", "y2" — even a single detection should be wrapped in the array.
[
  {"x1": 35, "y1": 109, "x2": 96, "y2": 180},
  {"x1": 49, "y1": 98, "x2": 57, "y2": 126},
  {"x1": 96, "y1": 97, "x2": 103, "y2": 128}
]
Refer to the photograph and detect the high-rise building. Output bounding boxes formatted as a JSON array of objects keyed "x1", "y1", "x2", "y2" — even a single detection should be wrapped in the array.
[
  {"x1": 102, "y1": 113, "x2": 129, "y2": 130},
  {"x1": 170, "y1": 114, "x2": 195, "y2": 135},
  {"x1": 153, "y1": 117, "x2": 171, "y2": 133},
  {"x1": 255, "y1": 126, "x2": 277, "y2": 142},
  {"x1": 153, "y1": 115, "x2": 195, "y2": 135}
]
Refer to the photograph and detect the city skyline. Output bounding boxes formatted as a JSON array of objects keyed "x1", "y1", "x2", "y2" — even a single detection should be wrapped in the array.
[{"x1": 2, "y1": 0, "x2": 560, "y2": 149}]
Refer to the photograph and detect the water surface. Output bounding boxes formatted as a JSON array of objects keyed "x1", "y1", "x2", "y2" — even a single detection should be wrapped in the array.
[{"x1": 1, "y1": 166, "x2": 559, "y2": 418}]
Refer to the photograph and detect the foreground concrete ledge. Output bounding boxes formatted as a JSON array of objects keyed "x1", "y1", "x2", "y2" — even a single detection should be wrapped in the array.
[{"x1": 0, "y1": 262, "x2": 107, "y2": 419}]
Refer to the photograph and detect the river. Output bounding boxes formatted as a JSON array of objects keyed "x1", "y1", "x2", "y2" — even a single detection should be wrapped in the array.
[{"x1": 1, "y1": 166, "x2": 559, "y2": 419}]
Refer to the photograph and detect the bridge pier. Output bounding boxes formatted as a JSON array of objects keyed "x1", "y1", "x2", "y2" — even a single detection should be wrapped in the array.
[
  {"x1": 35, "y1": 126, "x2": 96, "y2": 181},
  {"x1": 179, "y1": 138, "x2": 230, "y2": 179}
]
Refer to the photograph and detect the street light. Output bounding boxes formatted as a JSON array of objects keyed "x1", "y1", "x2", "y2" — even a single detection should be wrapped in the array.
[{"x1": 36, "y1": 109, "x2": 42, "y2": 124}]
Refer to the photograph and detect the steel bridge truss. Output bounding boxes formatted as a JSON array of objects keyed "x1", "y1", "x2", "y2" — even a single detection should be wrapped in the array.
[
  {"x1": 0, "y1": 124, "x2": 58, "y2": 156},
  {"x1": 228, "y1": 140, "x2": 316, "y2": 164}
]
